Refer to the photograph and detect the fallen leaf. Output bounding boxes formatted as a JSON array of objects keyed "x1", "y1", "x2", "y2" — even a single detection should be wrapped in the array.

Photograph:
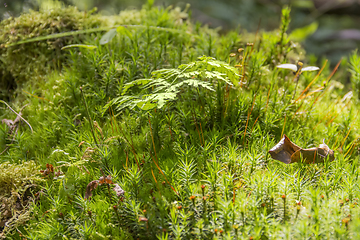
[
  {"x1": 269, "y1": 135, "x2": 334, "y2": 164},
  {"x1": 318, "y1": 140, "x2": 335, "y2": 160},
  {"x1": 99, "y1": 175, "x2": 113, "y2": 184},
  {"x1": 291, "y1": 140, "x2": 334, "y2": 164},
  {"x1": 85, "y1": 180, "x2": 99, "y2": 199},
  {"x1": 40, "y1": 163, "x2": 54, "y2": 176},
  {"x1": 113, "y1": 184, "x2": 125, "y2": 197},
  {"x1": 85, "y1": 175, "x2": 125, "y2": 200},
  {"x1": 138, "y1": 216, "x2": 148, "y2": 222},
  {"x1": 269, "y1": 135, "x2": 301, "y2": 164}
]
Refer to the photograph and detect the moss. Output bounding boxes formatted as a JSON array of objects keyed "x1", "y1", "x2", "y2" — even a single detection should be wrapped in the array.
[
  {"x1": 0, "y1": 5, "x2": 197, "y2": 101},
  {"x1": 0, "y1": 6, "x2": 105, "y2": 100},
  {"x1": 0, "y1": 161, "x2": 43, "y2": 238}
]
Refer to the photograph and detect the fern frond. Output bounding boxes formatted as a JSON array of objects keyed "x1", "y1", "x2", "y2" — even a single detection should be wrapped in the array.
[
  {"x1": 170, "y1": 79, "x2": 214, "y2": 92},
  {"x1": 105, "y1": 56, "x2": 239, "y2": 113},
  {"x1": 179, "y1": 56, "x2": 240, "y2": 86},
  {"x1": 122, "y1": 79, "x2": 153, "y2": 95}
]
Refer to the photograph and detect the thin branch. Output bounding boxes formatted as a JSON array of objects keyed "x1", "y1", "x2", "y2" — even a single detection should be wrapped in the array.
[{"x1": 0, "y1": 101, "x2": 33, "y2": 133}]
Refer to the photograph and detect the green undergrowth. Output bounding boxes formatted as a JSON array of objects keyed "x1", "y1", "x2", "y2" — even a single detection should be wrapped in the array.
[
  {"x1": 1, "y1": 2, "x2": 360, "y2": 239},
  {"x1": 0, "y1": 1, "x2": 191, "y2": 101},
  {"x1": 0, "y1": 6, "x2": 104, "y2": 101}
]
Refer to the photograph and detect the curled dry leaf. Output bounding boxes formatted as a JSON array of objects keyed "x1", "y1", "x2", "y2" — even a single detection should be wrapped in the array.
[
  {"x1": 40, "y1": 163, "x2": 54, "y2": 176},
  {"x1": 113, "y1": 184, "x2": 125, "y2": 197},
  {"x1": 85, "y1": 176, "x2": 126, "y2": 200},
  {"x1": 268, "y1": 135, "x2": 300, "y2": 164},
  {"x1": 138, "y1": 216, "x2": 148, "y2": 222},
  {"x1": 269, "y1": 135, "x2": 334, "y2": 164},
  {"x1": 85, "y1": 180, "x2": 99, "y2": 200},
  {"x1": 99, "y1": 175, "x2": 113, "y2": 184},
  {"x1": 40, "y1": 163, "x2": 64, "y2": 179}
]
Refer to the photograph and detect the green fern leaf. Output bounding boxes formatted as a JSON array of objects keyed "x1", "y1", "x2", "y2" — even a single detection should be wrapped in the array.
[
  {"x1": 122, "y1": 79, "x2": 153, "y2": 95},
  {"x1": 105, "y1": 56, "x2": 239, "y2": 113}
]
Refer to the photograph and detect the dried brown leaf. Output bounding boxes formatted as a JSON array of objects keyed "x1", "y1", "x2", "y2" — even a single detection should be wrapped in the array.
[
  {"x1": 269, "y1": 135, "x2": 335, "y2": 164},
  {"x1": 99, "y1": 175, "x2": 113, "y2": 184},
  {"x1": 85, "y1": 180, "x2": 99, "y2": 200},
  {"x1": 138, "y1": 216, "x2": 148, "y2": 222},
  {"x1": 86, "y1": 174, "x2": 124, "y2": 200},
  {"x1": 113, "y1": 184, "x2": 125, "y2": 197},
  {"x1": 318, "y1": 140, "x2": 335, "y2": 160},
  {"x1": 291, "y1": 140, "x2": 335, "y2": 164},
  {"x1": 268, "y1": 135, "x2": 301, "y2": 164},
  {"x1": 40, "y1": 163, "x2": 54, "y2": 176}
]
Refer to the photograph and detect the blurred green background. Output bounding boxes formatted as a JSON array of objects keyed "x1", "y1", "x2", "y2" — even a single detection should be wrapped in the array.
[{"x1": 1, "y1": 0, "x2": 360, "y2": 63}]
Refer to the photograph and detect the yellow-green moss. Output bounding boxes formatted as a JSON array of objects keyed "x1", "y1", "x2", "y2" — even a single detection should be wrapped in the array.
[{"x1": 0, "y1": 161, "x2": 43, "y2": 238}]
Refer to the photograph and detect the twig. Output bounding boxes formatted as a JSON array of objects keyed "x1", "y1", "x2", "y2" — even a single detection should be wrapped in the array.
[
  {"x1": 1, "y1": 103, "x2": 31, "y2": 155},
  {"x1": 0, "y1": 101, "x2": 33, "y2": 133}
]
